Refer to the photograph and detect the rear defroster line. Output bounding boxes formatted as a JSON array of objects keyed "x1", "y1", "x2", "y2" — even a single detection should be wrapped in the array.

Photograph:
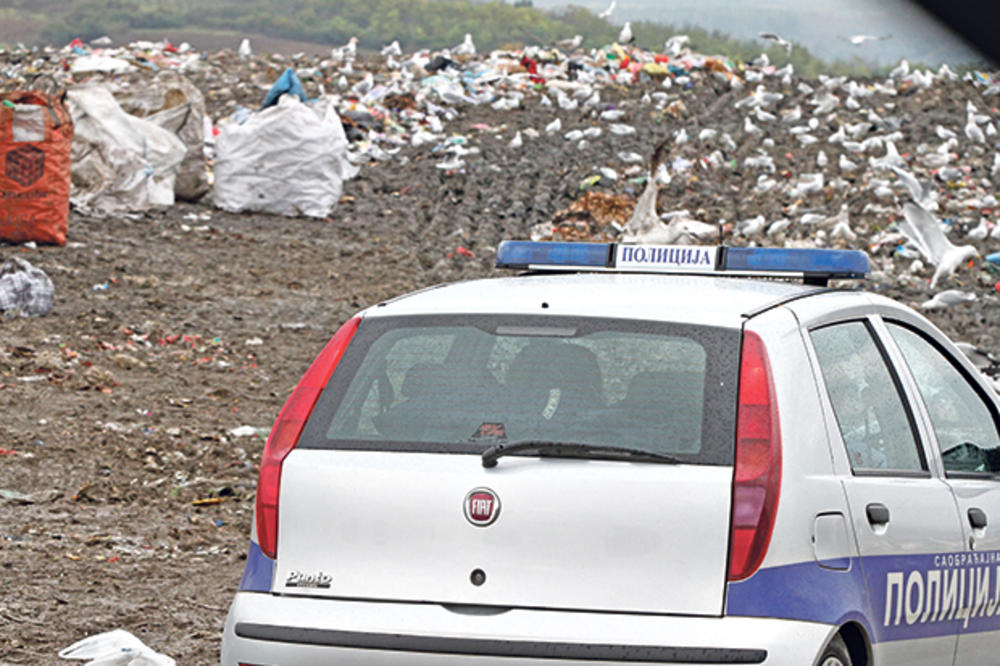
[{"x1": 234, "y1": 623, "x2": 767, "y2": 663}]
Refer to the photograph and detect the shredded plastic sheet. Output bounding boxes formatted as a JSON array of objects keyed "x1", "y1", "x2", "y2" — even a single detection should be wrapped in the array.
[
  {"x1": 213, "y1": 94, "x2": 358, "y2": 218},
  {"x1": 59, "y1": 629, "x2": 175, "y2": 666}
]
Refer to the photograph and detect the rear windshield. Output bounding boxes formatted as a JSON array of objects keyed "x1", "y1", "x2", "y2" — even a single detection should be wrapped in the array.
[{"x1": 299, "y1": 315, "x2": 739, "y2": 465}]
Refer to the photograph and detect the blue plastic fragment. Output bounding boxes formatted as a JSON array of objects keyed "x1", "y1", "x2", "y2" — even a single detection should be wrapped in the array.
[{"x1": 986, "y1": 251, "x2": 1000, "y2": 266}]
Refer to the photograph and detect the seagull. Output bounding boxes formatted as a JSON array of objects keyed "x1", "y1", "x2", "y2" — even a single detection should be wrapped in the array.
[
  {"x1": 758, "y1": 32, "x2": 792, "y2": 56},
  {"x1": 890, "y1": 165, "x2": 938, "y2": 211},
  {"x1": 935, "y1": 125, "x2": 957, "y2": 140},
  {"x1": 920, "y1": 290, "x2": 977, "y2": 310},
  {"x1": 618, "y1": 22, "x2": 635, "y2": 45},
  {"x1": 754, "y1": 107, "x2": 776, "y2": 122},
  {"x1": 954, "y1": 342, "x2": 999, "y2": 370},
  {"x1": 556, "y1": 34, "x2": 583, "y2": 51},
  {"x1": 781, "y1": 105, "x2": 802, "y2": 124},
  {"x1": 351, "y1": 72, "x2": 374, "y2": 96},
  {"x1": 664, "y1": 35, "x2": 690, "y2": 57},
  {"x1": 839, "y1": 154, "x2": 858, "y2": 171},
  {"x1": 332, "y1": 36, "x2": 358, "y2": 63},
  {"x1": 623, "y1": 138, "x2": 672, "y2": 238},
  {"x1": 381, "y1": 40, "x2": 402, "y2": 57},
  {"x1": 842, "y1": 34, "x2": 891, "y2": 45},
  {"x1": 869, "y1": 141, "x2": 905, "y2": 171},
  {"x1": 965, "y1": 113, "x2": 986, "y2": 143},
  {"x1": 899, "y1": 202, "x2": 979, "y2": 288},
  {"x1": 967, "y1": 218, "x2": 990, "y2": 240},
  {"x1": 455, "y1": 33, "x2": 476, "y2": 57},
  {"x1": 598, "y1": 0, "x2": 616, "y2": 19},
  {"x1": 889, "y1": 59, "x2": 909, "y2": 79}
]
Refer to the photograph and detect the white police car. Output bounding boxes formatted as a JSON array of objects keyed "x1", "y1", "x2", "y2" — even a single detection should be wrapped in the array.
[{"x1": 222, "y1": 241, "x2": 1000, "y2": 665}]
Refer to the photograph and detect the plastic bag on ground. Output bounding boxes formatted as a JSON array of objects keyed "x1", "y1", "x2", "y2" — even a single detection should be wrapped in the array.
[
  {"x1": 111, "y1": 72, "x2": 210, "y2": 201},
  {"x1": 213, "y1": 94, "x2": 357, "y2": 218},
  {"x1": 0, "y1": 257, "x2": 55, "y2": 317},
  {"x1": 59, "y1": 629, "x2": 175, "y2": 666},
  {"x1": 0, "y1": 90, "x2": 74, "y2": 245},
  {"x1": 66, "y1": 85, "x2": 186, "y2": 214},
  {"x1": 261, "y1": 68, "x2": 307, "y2": 109}
]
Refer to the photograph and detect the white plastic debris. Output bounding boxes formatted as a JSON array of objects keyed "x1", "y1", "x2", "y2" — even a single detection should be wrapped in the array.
[
  {"x1": 70, "y1": 56, "x2": 136, "y2": 75},
  {"x1": 59, "y1": 629, "x2": 176, "y2": 666},
  {"x1": 213, "y1": 95, "x2": 357, "y2": 218}
]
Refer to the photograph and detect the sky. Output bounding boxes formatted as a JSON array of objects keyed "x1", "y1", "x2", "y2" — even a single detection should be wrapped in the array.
[{"x1": 531, "y1": 0, "x2": 987, "y2": 67}]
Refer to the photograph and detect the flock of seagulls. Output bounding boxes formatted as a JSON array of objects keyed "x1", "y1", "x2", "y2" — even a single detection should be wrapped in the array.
[{"x1": 324, "y1": 2, "x2": 994, "y2": 305}]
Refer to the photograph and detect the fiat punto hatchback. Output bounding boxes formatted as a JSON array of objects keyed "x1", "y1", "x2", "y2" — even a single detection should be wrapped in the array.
[{"x1": 222, "y1": 241, "x2": 1000, "y2": 665}]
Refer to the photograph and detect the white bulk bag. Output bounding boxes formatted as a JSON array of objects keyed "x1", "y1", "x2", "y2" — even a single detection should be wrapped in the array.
[
  {"x1": 66, "y1": 85, "x2": 186, "y2": 213},
  {"x1": 212, "y1": 94, "x2": 357, "y2": 218}
]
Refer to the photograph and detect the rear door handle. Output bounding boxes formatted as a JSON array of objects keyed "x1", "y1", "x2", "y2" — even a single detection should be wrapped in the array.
[
  {"x1": 866, "y1": 503, "x2": 890, "y2": 526},
  {"x1": 969, "y1": 507, "x2": 988, "y2": 530}
]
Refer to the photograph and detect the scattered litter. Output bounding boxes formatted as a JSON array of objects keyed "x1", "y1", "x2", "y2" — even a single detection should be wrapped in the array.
[
  {"x1": 0, "y1": 257, "x2": 54, "y2": 317},
  {"x1": 228, "y1": 425, "x2": 263, "y2": 438}
]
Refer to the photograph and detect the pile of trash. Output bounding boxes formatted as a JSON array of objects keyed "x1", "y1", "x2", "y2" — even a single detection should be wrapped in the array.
[{"x1": 2, "y1": 33, "x2": 1000, "y2": 309}]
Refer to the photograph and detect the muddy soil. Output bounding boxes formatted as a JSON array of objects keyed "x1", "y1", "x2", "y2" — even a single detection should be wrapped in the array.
[{"x1": 2, "y1": 79, "x2": 1000, "y2": 664}]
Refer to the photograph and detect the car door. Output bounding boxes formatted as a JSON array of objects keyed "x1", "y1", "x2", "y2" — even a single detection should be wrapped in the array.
[
  {"x1": 808, "y1": 317, "x2": 965, "y2": 665},
  {"x1": 882, "y1": 318, "x2": 1000, "y2": 664}
]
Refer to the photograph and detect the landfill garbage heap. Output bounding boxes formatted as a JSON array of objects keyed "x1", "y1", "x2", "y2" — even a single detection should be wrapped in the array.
[{"x1": 3, "y1": 33, "x2": 1000, "y2": 665}]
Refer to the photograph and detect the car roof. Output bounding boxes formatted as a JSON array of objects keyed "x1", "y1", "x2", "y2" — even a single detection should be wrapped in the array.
[{"x1": 365, "y1": 272, "x2": 825, "y2": 328}]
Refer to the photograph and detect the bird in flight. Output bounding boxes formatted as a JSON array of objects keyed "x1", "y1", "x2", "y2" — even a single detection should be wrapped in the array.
[
  {"x1": 598, "y1": 0, "x2": 616, "y2": 19},
  {"x1": 758, "y1": 32, "x2": 792, "y2": 56},
  {"x1": 556, "y1": 34, "x2": 583, "y2": 51},
  {"x1": 899, "y1": 202, "x2": 979, "y2": 288},
  {"x1": 664, "y1": 34, "x2": 690, "y2": 57},
  {"x1": 842, "y1": 34, "x2": 891, "y2": 45}
]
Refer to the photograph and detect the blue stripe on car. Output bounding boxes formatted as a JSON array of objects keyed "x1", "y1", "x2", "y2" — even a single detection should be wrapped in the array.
[
  {"x1": 239, "y1": 540, "x2": 275, "y2": 592},
  {"x1": 727, "y1": 550, "x2": 1000, "y2": 643}
]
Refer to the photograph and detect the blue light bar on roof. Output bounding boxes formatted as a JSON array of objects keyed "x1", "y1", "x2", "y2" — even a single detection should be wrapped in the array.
[
  {"x1": 495, "y1": 241, "x2": 612, "y2": 269},
  {"x1": 495, "y1": 240, "x2": 870, "y2": 281},
  {"x1": 724, "y1": 247, "x2": 869, "y2": 278}
]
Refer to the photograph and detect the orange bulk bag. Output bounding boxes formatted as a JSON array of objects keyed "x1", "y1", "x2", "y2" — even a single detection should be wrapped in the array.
[{"x1": 0, "y1": 90, "x2": 74, "y2": 245}]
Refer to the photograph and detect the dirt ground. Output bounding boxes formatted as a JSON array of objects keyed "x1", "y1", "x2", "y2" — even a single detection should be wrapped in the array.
[{"x1": 3, "y1": 74, "x2": 1000, "y2": 663}]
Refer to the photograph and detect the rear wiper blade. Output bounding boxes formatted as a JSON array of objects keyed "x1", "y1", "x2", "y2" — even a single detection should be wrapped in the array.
[{"x1": 481, "y1": 440, "x2": 683, "y2": 468}]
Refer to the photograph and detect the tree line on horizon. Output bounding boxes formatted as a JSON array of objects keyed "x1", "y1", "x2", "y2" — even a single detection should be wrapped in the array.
[{"x1": 3, "y1": 0, "x2": 972, "y2": 76}]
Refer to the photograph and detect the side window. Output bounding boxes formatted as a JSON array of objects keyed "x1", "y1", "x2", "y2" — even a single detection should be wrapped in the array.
[
  {"x1": 887, "y1": 323, "x2": 1000, "y2": 475},
  {"x1": 811, "y1": 321, "x2": 925, "y2": 473}
]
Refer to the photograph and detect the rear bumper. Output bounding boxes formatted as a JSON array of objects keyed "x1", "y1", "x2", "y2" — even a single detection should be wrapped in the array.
[{"x1": 221, "y1": 593, "x2": 836, "y2": 665}]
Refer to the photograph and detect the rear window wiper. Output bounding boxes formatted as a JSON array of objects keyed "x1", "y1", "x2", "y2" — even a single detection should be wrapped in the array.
[{"x1": 481, "y1": 441, "x2": 683, "y2": 468}]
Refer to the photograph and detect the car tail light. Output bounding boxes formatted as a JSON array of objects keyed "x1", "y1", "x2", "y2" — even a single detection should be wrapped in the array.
[
  {"x1": 255, "y1": 316, "x2": 361, "y2": 559},
  {"x1": 728, "y1": 330, "x2": 781, "y2": 582}
]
